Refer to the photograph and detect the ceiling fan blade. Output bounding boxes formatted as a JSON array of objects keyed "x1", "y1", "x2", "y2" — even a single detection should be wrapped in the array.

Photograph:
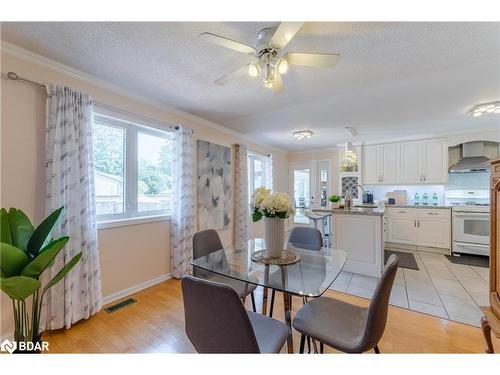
[
  {"x1": 285, "y1": 52, "x2": 341, "y2": 68},
  {"x1": 214, "y1": 65, "x2": 250, "y2": 86},
  {"x1": 270, "y1": 22, "x2": 304, "y2": 49},
  {"x1": 272, "y1": 74, "x2": 284, "y2": 94},
  {"x1": 199, "y1": 32, "x2": 255, "y2": 55}
]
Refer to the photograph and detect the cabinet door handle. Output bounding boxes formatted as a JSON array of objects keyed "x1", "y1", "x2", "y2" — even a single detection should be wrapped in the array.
[
  {"x1": 426, "y1": 212, "x2": 439, "y2": 215},
  {"x1": 414, "y1": 219, "x2": 417, "y2": 227},
  {"x1": 417, "y1": 220, "x2": 420, "y2": 227}
]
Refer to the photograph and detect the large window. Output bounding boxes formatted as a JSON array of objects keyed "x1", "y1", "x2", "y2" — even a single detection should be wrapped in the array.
[
  {"x1": 248, "y1": 152, "x2": 272, "y2": 200},
  {"x1": 93, "y1": 114, "x2": 172, "y2": 222}
]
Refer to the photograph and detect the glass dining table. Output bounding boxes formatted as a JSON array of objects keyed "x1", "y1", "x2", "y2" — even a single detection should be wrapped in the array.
[{"x1": 190, "y1": 238, "x2": 348, "y2": 353}]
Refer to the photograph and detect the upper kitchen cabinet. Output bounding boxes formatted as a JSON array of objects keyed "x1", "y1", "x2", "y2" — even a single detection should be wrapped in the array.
[
  {"x1": 363, "y1": 138, "x2": 448, "y2": 185},
  {"x1": 362, "y1": 143, "x2": 399, "y2": 184},
  {"x1": 419, "y1": 139, "x2": 448, "y2": 183}
]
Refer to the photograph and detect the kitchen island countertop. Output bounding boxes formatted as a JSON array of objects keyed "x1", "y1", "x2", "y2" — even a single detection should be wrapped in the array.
[{"x1": 312, "y1": 207, "x2": 385, "y2": 216}]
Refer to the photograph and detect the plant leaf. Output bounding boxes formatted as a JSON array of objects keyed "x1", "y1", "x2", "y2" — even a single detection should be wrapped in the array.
[
  {"x1": 43, "y1": 252, "x2": 82, "y2": 294},
  {"x1": 0, "y1": 242, "x2": 30, "y2": 277},
  {"x1": 0, "y1": 208, "x2": 13, "y2": 245},
  {"x1": 27, "y1": 206, "x2": 64, "y2": 258},
  {"x1": 8, "y1": 208, "x2": 35, "y2": 253},
  {"x1": 0, "y1": 276, "x2": 41, "y2": 300},
  {"x1": 21, "y1": 237, "x2": 69, "y2": 279}
]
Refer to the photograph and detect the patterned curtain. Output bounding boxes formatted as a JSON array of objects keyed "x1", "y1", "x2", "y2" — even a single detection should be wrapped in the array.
[
  {"x1": 234, "y1": 144, "x2": 249, "y2": 250},
  {"x1": 42, "y1": 85, "x2": 102, "y2": 330},
  {"x1": 170, "y1": 126, "x2": 195, "y2": 278},
  {"x1": 265, "y1": 154, "x2": 274, "y2": 191}
]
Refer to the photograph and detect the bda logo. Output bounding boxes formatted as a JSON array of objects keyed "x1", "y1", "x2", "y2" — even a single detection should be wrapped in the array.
[{"x1": 0, "y1": 339, "x2": 17, "y2": 354}]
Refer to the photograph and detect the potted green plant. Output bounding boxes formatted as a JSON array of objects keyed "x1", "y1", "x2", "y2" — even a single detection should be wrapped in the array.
[
  {"x1": 328, "y1": 194, "x2": 342, "y2": 209},
  {"x1": 0, "y1": 207, "x2": 82, "y2": 353}
]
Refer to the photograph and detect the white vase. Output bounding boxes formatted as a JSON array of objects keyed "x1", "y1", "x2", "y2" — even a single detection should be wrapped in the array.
[{"x1": 264, "y1": 217, "x2": 285, "y2": 258}]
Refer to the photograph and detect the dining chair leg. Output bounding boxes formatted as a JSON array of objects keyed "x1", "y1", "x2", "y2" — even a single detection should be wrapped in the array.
[
  {"x1": 250, "y1": 292, "x2": 256, "y2": 312},
  {"x1": 312, "y1": 339, "x2": 319, "y2": 354},
  {"x1": 374, "y1": 345, "x2": 380, "y2": 354},
  {"x1": 283, "y1": 292, "x2": 294, "y2": 353},
  {"x1": 269, "y1": 289, "x2": 275, "y2": 317},
  {"x1": 299, "y1": 334, "x2": 305, "y2": 354},
  {"x1": 307, "y1": 336, "x2": 311, "y2": 353},
  {"x1": 320, "y1": 342, "x2": 324, "y2": 354}
]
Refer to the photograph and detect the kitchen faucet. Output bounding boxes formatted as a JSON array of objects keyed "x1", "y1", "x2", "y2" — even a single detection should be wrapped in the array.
[{"x1": 345, "y1": 184, "x2": 366, "y2": 210}]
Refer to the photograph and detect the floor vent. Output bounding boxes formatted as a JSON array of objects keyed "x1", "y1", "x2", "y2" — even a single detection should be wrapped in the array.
[{"x1": 104, "y1": 298, "x2": 137, "y2": 313}]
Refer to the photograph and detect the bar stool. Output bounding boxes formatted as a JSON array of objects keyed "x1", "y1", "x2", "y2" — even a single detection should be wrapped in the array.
[{"x1": 305, "y1": 211, "x2": 332, "y2": 248}]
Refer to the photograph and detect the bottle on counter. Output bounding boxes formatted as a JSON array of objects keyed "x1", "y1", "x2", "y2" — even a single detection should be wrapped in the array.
[
  {"x1": 432, "y1": 193, "x2": 438, "y2": 206},
  {"x1": 422, "y1": 193, "x2": 429, "y2": 205},
  {"x1": 414, "y1": 192, "x2": 420, "y2": 205}
]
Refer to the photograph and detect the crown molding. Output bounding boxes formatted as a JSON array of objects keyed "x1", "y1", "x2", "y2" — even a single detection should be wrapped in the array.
[{"x1": 1, "y1": 41, "x2": 288, "y2": 154}]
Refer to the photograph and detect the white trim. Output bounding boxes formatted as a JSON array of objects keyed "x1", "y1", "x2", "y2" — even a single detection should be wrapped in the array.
[
  {"x1": 102, "y1": 273, "x2": 172, "y2": 306},
  {"x1": 97, "y1": 215, "x2": 170, "y2": 230},
  {"x1": 1, "y1": 41, "x2": 287, "y2": 155}
]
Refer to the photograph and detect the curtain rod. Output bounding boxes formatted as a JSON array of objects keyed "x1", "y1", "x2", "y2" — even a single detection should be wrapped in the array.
[{"x1": 6, "y1": 71, "x2": 194, "y2": 133}]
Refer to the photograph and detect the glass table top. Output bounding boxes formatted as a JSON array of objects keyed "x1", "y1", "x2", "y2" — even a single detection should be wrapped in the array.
[{"x1": 190, "y1": 238, "x2": 347, "y2": 297}]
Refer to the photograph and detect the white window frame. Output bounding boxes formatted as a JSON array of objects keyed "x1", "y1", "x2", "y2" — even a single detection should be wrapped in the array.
[
  {"x1": 93, "y1": 113, "x2": 173, "y2": 225},
  {"x1": 248, "y1": 151, "x2": 272, "y2": 201}
]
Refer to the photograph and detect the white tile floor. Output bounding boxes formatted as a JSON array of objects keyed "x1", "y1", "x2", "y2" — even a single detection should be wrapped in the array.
[{"x1": 330, "y1": 250, "x2": 489, "y2": 327}]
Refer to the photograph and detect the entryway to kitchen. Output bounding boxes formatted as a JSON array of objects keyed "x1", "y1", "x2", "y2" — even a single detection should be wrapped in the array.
[{"x1": 331, "y1": 249, "x2": 489, "y2": 327}]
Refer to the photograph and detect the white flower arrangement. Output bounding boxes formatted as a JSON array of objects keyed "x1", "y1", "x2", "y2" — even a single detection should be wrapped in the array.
[{"x1": 251, "y1": 187, "x2": 295, "y2": 222}]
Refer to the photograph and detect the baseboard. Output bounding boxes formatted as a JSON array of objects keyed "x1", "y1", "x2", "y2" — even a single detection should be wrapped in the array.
[{"x1": 102, "y1": 273, "x2": 172, "y2": 306}]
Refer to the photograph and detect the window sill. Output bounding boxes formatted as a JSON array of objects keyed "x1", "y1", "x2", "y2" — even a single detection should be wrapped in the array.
[{"x1": 97, "y1": 215, "x2": 171, "y2": 230}]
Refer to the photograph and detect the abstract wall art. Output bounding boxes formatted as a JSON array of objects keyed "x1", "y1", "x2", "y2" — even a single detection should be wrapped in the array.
[{"x1": 197, "y1": 140, "x2": 232, "y2": 230}]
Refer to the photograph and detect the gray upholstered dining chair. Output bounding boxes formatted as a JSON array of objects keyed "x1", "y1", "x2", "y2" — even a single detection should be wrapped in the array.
[
  {"x1": 292, "y1": 254, "x2": 399, "y2": 354},
  {"x1": 193, "y1": 229, "x2": 257, "y2": 312},
  {"x1": 269, "y1": 226, "x2": 323, "y2": 317},
  {"x1": 181, "y1": 275, "x2": 289, "y2": 353}
]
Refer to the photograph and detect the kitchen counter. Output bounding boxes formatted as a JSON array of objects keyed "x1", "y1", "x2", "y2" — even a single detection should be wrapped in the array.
[
  {"x1": 314, "y1": 208, "x2": 384, "y2": 277},
  {"x1": 313, "y1": 207, "x2": 385, "y2": 216}
]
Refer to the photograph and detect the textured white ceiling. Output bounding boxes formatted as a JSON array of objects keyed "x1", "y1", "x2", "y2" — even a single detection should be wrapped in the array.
[{"x1": 2, "y1": 22, "x2": 499, "y2": 151}]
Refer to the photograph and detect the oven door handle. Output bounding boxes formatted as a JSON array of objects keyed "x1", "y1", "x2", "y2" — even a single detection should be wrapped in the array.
[
  {"x1": 453, "y1": 213, "x2": 489, "y2": 218},
  {"x1": 454, "y1": 242, "x2": 489, "y2": 248}
]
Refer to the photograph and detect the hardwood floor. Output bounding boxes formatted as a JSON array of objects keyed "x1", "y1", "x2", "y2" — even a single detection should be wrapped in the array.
[{"x1": 43, "y1": 278, "x2": 500, "y2": 353}]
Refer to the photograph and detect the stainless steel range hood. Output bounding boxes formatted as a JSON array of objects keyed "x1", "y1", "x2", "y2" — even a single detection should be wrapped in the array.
[{"x1": 449, "y1": 141, "x2": 490, "y2": 173}]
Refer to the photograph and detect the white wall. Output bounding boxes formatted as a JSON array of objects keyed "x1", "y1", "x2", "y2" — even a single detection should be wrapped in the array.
[{"x1": 0, "y1": 45, "x2": 288, "y2": 338}]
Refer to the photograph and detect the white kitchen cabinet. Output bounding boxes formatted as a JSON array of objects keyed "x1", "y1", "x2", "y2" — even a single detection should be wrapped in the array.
[
  {"x1": 362, "y1": 143, "x2": 399, "y2": 184},
  {"x1": 387, "y1": 209, "x2": 418, "y2": 245},
  {"x1": 400, "y1": 141, "x2": 421, "y2": 183},
  {"x1": 416, "y1": 211, "x2": 451, "y2": 249},
  {"x1": 386, "y1": 207, "x2": 451, "y2": 251},
  {"x1": 380, "y1": 143, "x2": 399, "y2": 183},
  {"x1": 362, "y1": 138, "x2": 447, "y2": 185},
  {"x1": 363, "y1": 145, "x2": 379, "y2": 184},
  {"x1": 419, "y1": 139, "x2": 448, "y2": 184}
]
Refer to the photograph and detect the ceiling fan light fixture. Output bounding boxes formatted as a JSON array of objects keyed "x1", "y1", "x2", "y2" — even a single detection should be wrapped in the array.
[
  {"x1": 276, "y1": 58, "x2": 288, "y2": 74},
  {"x1": 293, "y1": 130, "x2": 313, "y2": 140},
  {"x1": 469, "y1": 101, "x2": 500, "y2": 117},
  {"x1": 248, "y1": 63, "x2": 260, "y2": 77}
]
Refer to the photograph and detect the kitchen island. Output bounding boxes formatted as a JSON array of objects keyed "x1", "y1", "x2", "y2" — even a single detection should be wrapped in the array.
[{"x1": 313, "y1": 207, "x2": 384, "y2": 277}]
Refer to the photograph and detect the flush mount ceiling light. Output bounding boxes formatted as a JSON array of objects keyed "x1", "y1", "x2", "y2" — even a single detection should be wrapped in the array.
[
  {"x1": 293, "y1": 130, "x2": 314, "y2": 140},
  {"x1": 469, "y1": 101, "x2": 500, "y2": 117}
]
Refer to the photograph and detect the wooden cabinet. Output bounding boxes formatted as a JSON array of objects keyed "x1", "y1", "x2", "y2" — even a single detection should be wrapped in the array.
[
  {"x1": 386, "y1": 207, "x2": 451, "y2": 251},
  {"x1": 481, "y1": 157, "x2": 500, "y2": 353},
  {"x1": 363, "y1": 138, "x2": 448, "y2": 185}
]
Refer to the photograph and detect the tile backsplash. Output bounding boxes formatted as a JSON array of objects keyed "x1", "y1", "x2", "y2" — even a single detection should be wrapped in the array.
[
  {"x1": 364, "y1": 172, "x2": 490, "y2": 205},
  {"x1": 446, "y1": 172, "x2": 490, "y2": 190}
]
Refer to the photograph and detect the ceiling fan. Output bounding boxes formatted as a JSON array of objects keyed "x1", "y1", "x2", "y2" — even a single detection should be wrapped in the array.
[{"x1": 200, "y1": 22, "x2": 341, "y2": 93}]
